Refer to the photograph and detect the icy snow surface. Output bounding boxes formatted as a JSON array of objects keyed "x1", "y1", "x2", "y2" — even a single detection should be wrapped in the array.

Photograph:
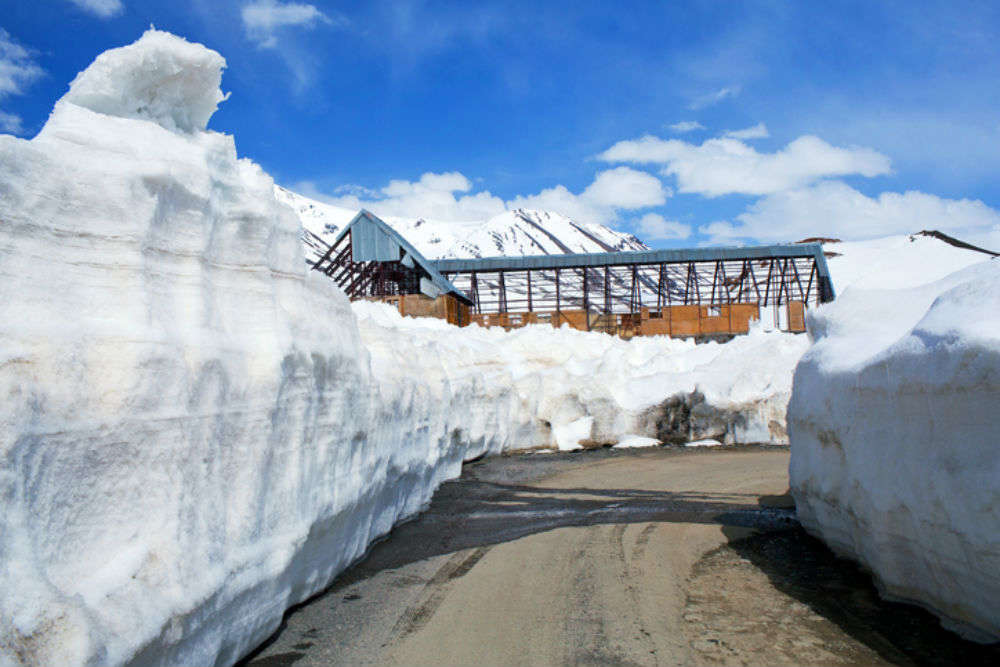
[
  {"x1": 612, "y1": 434, "x2": 662, "y2": 449},
  {"x1": 788, "y1": 259, "x2": 1000, "y2": 641},
  {"x1": 0, "y1": 30, "x2": 807, "y2": 667}
]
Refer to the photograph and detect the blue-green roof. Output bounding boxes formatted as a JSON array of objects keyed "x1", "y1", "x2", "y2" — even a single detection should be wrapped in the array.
[
  {"x1": 430, "y1": 243, "x2": 835, "y2": 301},
  {"x1": 330, "y1": 210, "x2": 474, "y2": 304}
]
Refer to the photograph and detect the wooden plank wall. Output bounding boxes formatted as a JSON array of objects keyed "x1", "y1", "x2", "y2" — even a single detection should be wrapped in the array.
[{"x1": 373, "y1": 297, "x2": 803, "y2": 337}]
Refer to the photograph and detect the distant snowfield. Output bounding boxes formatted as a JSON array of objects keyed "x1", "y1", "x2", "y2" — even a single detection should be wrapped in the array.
[{"x1": 1, "y1": 28, "x2": 998, "y2": 667}]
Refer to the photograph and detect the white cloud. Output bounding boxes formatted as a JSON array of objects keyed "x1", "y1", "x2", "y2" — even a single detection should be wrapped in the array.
[
  {"x1": 318, "y1": 171, "x2": 507, "y2": 223},
  {"x1": 0, "y1": 110, "x2": 23, "y2": 134},
  {"x1": 723, "y1": 122, "x2": 768, "y2": 140},
  {"x1": 634, "y1": 213, "x2": 691, "y2": 241},
  {"x1": 242, "y1": 1, "x2": 336, "y2": 48},
  {"x1": 505, "y1": 184, "x2": 601, "y2": 224},
  {"x1": 508, "y1": 167, "x2": 669, "y2": 226},
  {"x1": 313, "y1": 167, "x2": 668, "y2": 227},
  {"x1": 668, "y1": 120, "x2": 705, "y2": 133},
  {"x1": 701, "y1": 180, "x2": 1000, "y2": 243},
  {"x1": 688, "y1": 85, "x2": 740, "y2": 110},
  {"x1": 599, "y1": 134, "x2": 891, "y2": 197},
  {"x1": 0, "y1": 30, "x2": 44, "y2": 136},
  {"x1": 66, "y1": 0, "x2": 123, "y2": 18},
  {"x1": 582, "y1": 167, "x2": 669, "y2": 209}
]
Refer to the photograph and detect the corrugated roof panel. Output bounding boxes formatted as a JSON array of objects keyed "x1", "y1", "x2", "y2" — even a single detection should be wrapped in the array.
[
  {"x1": 429, "y1": 244, "x2": 827, "y2": 272},
  {"x1": 351, "y1": 216, "x2": 402, "y2": 262}
]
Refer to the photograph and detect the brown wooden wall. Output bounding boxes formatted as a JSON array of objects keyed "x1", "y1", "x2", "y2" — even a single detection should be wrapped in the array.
[
  {"x1": 379, "y1": 294, "x2": 470, "y2": 327},
  {"x1": 467, "y1": 303, "x2": 768, "y2": 337},
  {"x1": 375, "y1": 297, "x2": 805, "y2": 338}
]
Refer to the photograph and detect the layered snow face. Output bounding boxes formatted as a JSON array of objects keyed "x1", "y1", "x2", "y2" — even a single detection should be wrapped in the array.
[
  {"x1": 788, "y1": 260, "x2": 1000, "y2": 641},
  {"x1": 275, "y1": 185, "x2": 647, "y2": 264},
  {"x1": 0, "y1": 30, "x2": 527, "y2": 667},
  {"x1": 354, "y1": 301, "x2": 809, "y2": 451}
]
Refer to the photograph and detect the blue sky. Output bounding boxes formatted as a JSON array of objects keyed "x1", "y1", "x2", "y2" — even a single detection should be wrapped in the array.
[{"x1": 2, "y1": 0, "x2": 1000, "y2": 248}]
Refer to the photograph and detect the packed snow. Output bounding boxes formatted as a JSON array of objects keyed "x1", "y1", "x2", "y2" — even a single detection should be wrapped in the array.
[
  {"x1": 0, "y1": 30, "x2": 806, "y2": 667},
  {"x1": 822, "y1": 233, "x2": 997, "y2": 293},
  {"x1": 354, "y1": 300, "x2": 809, "y2": 450},
  {"x1": 788, "y1": 259, "x2": 1000, "y2": 642}
]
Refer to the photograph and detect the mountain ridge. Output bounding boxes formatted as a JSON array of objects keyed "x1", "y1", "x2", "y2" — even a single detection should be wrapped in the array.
[{"x1": 275, "y1": 185, "x2": 648, "y2": 263}]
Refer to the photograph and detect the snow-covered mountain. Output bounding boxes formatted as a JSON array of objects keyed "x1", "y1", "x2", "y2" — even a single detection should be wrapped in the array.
[{"x1": 274, "y1": 185, "x2": 648, "y2": 263}]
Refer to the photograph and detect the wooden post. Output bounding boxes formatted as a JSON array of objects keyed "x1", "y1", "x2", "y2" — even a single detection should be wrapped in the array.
[
  {"x1": 555, "y1": 268, "x2": 561, "y2": 326},
  {"x1": 527, "y1": 270, "x2": 533, "y2": 312},
  {"x1": 657, "y1": 263, "x2": 664, "y2": 310},
  {"x1": 498, "y1": 271, "x2": 507, "y2": 313},
  {"x1": 604, "y1": 267, "x2": 610, "y2": 314},
  {"x1": 471, "y1": 272, "x2": 480, "y2": 314}
]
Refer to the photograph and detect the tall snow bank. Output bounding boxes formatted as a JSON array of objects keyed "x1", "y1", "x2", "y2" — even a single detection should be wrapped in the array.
[
  {"x1": 789, "y1": 260, "x2": 1000, "y2": 641},
  {"x1": 0, "y1": 30, "x2": 524, "y2": 667}
]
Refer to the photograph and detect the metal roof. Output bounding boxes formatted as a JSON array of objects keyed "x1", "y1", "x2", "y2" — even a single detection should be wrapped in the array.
[
  {"x1": 330, "y1": 210, "x2": 474, "y2": 304},
  {"x1": 431, "y1": 243, "x2": 835, "y2": 301}
]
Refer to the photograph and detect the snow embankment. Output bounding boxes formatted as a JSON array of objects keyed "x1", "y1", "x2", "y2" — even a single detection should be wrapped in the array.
[
  {"x1": 354, "y1": 301, "x2": 808, "y2": 450},
  {"x1": 788, "y1": 260, "x2": 1000, "y2": 642}
]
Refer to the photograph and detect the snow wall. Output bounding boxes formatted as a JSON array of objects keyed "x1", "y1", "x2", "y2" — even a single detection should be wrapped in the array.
[
  {"x1": 789, "y1": 260, "x2": 1000, "y2": 642},
  {"x1": 0, "y1": 32, "x2": 806, "y2": 667}
]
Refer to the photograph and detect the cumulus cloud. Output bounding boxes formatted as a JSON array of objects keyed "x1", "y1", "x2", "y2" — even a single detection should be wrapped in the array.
[
  {"x1": 634, "y1": 213, "x2": 691, "y2": 241},
  {"x1": 599, "y1": 134, "x2": 891, "y2": 197},
  {"x1": 688, "y1": 85, "x2": 740, "y2": 110},
  {"x1": 0, "y1": 30, "x2": 44, "y2": 136},
  {"x1": 0, "y1": 110, "x2": 24, "y2": 134},
  {"x1": 508, "y1": 167, "x2": 669, "y2": 226},
  {"x1": 242, "y1": 0, "x2": 336, "y2": 48},
  {"x1": 668, "y1": 120, "x2": 705, "y2": 133},
  {"x1": 315, "y1": 167, "x2": 668, "y2": 226},
  {"x1": 722, "y1": 122, "x2": 768, "y2": 140},
  {"x1": 66, "y1": 0, "x2": 123, "y2": 18},
  {"x1": 582, "y1": 166, "x2": 670, "y2": 209},
  {"x1": 319, "y1": 171, "x2": 507, "y2": 222},
  {"x1": 701, "y1": 180, "x2": 1000, "y2": 243}
]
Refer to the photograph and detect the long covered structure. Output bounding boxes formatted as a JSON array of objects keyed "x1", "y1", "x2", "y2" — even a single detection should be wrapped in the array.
[{"x1": 312, "y1": 210, "x2": 835, "y2": 337}]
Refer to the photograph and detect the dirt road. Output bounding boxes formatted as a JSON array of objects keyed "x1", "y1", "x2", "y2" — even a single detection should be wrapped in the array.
[{"x1": 242, "y1": 447, "x2": 998, "y2": 667}]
